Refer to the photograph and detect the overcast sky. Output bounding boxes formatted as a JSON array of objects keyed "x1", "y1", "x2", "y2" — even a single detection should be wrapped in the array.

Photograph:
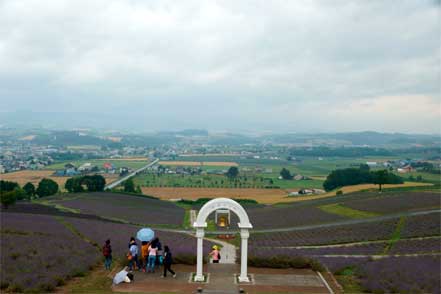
[{"x1": 0, "y1": 0, "x2": 439, "y2": 133}]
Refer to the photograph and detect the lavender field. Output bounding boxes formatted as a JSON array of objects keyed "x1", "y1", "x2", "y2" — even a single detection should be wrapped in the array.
[
  {"x1": 0, "y1": 208, "x2": 212, "y2": 293},
  {"x1": 1, "y1": 213, "x2": 100, "y2": 292},
  {"x1": 246, "y1": 205, "x2": 348, "y2": 229},
  {"x1": 401, "y1": 212, "x2": 441, "y2": 238},
  {"x1": 49, "y1": 192, "x2": 185, "y2": 226},
  {"x1": 343, "y1": 192, "x2": 441, "y2": 214},
  {"x1": 389, "y1": 237, "x2": 441, "y2": 254},
  {"x1": 357, "y1": 256, "x2": 440, "y2": 294},
  {"x1": 65, "y1": 217, "x2": 214, "y2": 260},
  {"x1": 249, "y1": 242, "x2": 385, "y2": 257},
  {"x1": 250, "y1": 218, "x2": 399, "y2": 246}
]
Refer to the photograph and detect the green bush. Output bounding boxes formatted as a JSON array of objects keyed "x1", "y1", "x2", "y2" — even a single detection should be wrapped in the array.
[
  {"x1": 173, "y1": 254, "x2": 208, "y2": 265},
  {"x1": 336, "y1": 190, "x2": 343, "y2": 195},
  {"x1": 246, "y1": 255, "x2": 324, "y2": 271}
]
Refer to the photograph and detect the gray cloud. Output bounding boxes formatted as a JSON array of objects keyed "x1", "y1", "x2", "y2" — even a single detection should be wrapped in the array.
[{"x1": 0, "y1": 0, "x2": 439, "y2": 133}]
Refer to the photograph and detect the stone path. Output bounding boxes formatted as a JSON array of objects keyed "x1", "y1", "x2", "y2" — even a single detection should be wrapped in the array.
[
  {"x1": 203, "y1": 236, "x2": 236, "y2": 264},
  {"x1": 112, "y1": 264, "x2": 337, "y2": 293},
  {"x1": 202, "y1": 264, "x2": 239, "y2": 293}
]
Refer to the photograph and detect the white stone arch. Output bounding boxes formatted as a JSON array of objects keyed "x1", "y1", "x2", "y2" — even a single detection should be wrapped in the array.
[{"x1": 193, "y1": 198, "x2": 252, "y2": 282}]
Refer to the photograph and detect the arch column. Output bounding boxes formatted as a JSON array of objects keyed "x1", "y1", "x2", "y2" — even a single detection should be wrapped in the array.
[
  {"x1": 238, "y1": 228, "x2": 250, "y2": 282},
  {"x1": 194, "y1": 227, "x2": 206, "y2": 282}
]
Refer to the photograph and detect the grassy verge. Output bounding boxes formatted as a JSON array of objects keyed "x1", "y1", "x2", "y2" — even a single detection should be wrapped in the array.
[
  {"x1": 206, "y1": 219, "x2": 217, "y2": 231},
  {"x1": 319, "y1": 203, "x2": 379, "y2": 218},
  {"x1": 34, "y1": 199, "x2": 82, "y2": 214},
  {"x1": 183, "y1": 209, "x2": 191, "y2": 229},
  {"x1": 382, "y1": 216, "x2": 406, "y2": 254},
  {"x1": 55, "y1": 216, "x2": 100, "y2": 249},
  {"x1": 334, "y1": 267, "x2": 364, "y2": 293}
]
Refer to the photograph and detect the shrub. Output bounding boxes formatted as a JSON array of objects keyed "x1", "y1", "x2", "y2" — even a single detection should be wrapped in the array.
[
  {"x1": 38, "y1": 282, "x2": 55, "y2": 292},
  {"x1": 72, "y1": 269, "x2": 86, "y2": 277},
  {"x1": 0, "y1": 281, "x2": 9, "y2": 290},
  {"x1": 1, "y1": 190, "x2": 17, "y2": 209},
  {"x1": 336, "y1": 190, "x2": 343, "y2": 195},
  {"x1": 173, "y1": 254, "x2": 208, "y2": 265},
  {"x1": 247, "y1": 255, "x2": 324, "y2": 271},
  {"x1": 54, "y1": 276, "x2": 66, "y2": 286}
]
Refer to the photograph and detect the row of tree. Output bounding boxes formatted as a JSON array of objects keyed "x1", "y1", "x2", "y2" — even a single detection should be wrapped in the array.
[
  {"x1": 65, "y1": 175, "x2": 106, "y2": 193},
  {"x1": 323, "y1": 164, "x2": 403, "y2": 191},
  {"x1": 0, "y1": 179, "x2": 59, "y2": 208}
]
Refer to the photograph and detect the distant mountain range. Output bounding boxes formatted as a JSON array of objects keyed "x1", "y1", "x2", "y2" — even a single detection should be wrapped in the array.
[{"x1": 1, "y1": 126, "x2": 439, "y2": 148}]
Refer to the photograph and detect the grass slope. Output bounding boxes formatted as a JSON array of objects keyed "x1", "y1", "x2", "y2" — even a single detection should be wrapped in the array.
[{"x1": 319, "y1": 203, "x2": 379, "y2": 219}]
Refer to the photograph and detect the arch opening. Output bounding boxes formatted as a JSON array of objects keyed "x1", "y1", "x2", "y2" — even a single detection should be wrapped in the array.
[{"x1": 193, "y1": 198, "x2": 252, "y2": 283}]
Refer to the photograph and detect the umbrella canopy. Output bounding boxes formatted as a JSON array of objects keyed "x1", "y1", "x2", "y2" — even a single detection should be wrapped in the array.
[
  {"x1": 113, "y1": 269, "x2": 128, "y2": 285},
  {"x1": 136, "y1": 228, "x2": 155, "y2": 242}
]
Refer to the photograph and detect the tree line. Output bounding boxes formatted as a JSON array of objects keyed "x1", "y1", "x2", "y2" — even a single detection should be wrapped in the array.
[
  {"x1": 323, "y1": 164, "x2": 403, "y2": 191},
  {"x1": 65, "y1": 175, "x2": 106, "y2": 193},
  {"x1": 0, "y1": 179, "x2": 59, "y2": 208},
  {"x1": 1, "y1": 174, "x2": 107, "y2": 208}
]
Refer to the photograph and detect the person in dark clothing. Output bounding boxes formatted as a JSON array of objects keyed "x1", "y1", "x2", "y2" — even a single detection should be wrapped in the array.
[
  {"x1": 102, "y1": 239, "x2": 112, "y2": 270},
  {"x1": 161, "y1": 246, "x2": 176, "y2": 278},
  {"x1": 128, "y1": 237, "x2": 135, "y2": 248}
]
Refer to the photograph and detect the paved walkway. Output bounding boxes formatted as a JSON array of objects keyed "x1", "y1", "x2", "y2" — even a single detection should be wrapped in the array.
[
  {"x1": 203, "y1": 236, "x2": 236, "y2": 264},
  {"x1": 112, "y1": 264, "x2": 337, "y2": 293},
  {"x1": 203, "y1": 264, "x2": 239, "y2": 293}
]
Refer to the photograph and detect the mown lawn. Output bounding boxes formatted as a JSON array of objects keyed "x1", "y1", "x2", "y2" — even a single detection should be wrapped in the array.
[{"x1": 319, "y1": 203, "x2": 380, "y2": 218}]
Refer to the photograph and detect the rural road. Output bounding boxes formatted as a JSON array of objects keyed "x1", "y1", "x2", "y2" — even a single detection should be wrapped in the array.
[{"x1": 105, "y1": 158, "x2": 159, "y2": 190}]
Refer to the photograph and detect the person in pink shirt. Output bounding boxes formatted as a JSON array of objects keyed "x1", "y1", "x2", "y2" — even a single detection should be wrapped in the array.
[
  {"x1": 147, "y1": 243, "x2": 158, "y2": 272},
  {"x1": 209, "y1": 245, "x2": 220, "y2": 263}
]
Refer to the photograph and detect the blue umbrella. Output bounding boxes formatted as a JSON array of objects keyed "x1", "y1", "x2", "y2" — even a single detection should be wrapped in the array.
[{"x1": 136, "y1": 228, "x2": 155, "y2": 242}]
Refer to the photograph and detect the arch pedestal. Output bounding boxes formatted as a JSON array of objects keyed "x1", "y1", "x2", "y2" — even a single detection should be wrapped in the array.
[{"x1": 193, "y1": 198, "x2": 252, "y2": 282}]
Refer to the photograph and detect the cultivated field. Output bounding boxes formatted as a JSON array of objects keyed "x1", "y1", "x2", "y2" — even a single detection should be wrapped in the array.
[
  {"x1": 138, "y1": 182, "x2": 434, "y2": 204},
  {"x1": 158, "y1": 161, "x2": 238, "y2": 167},
  {"x1": 0, "y1": 170, "x2": 119, "y2": 188},
  {"x1": 284, "y1": 182, "x2": 433, "y2": 203},
  {"x1": 46, "y1": 158, "x2": 148, "y2": 170},
  {"x1": 0, "y1": 210, "x2": 213, "y2": 293},
  {"x1": 141, "y1": 187, "x2": 288, "y2": 204},
  {"x1": 47, "y1": 192, "x2": 185, "y2": 226}
]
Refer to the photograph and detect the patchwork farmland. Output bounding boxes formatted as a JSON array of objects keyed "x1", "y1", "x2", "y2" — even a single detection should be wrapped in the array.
[{"x1": 0, "y1": 170, "x2": 119, "y2": 188}]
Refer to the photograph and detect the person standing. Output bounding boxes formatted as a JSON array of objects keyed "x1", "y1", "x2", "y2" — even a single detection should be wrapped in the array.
[
  {"x1": 102, "y1": 239, "x2": 112, "y2": 270},
  {"x1": 147, "y1": 243, "x2": 158, "y2": 273},
  {"x1": 162, "y1": 245, "x2": 176, "y2": 278},
  {"x1": 141, "y1": 241, "x2": 149, "y2": 272},
  {"x1": 209, "y1": 245, "x2": 220, "y2": 263},
  {"x1": 128, "y1": 238, "x2": 140, "y2": 271},
  {"x1": 153, "y1": 238, "x2": 163, "y2": 267}
]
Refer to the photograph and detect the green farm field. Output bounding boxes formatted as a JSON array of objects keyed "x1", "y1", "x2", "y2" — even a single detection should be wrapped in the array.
[{"x1": 134, "y1": 172, "x2": 324, "y2": 190}]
